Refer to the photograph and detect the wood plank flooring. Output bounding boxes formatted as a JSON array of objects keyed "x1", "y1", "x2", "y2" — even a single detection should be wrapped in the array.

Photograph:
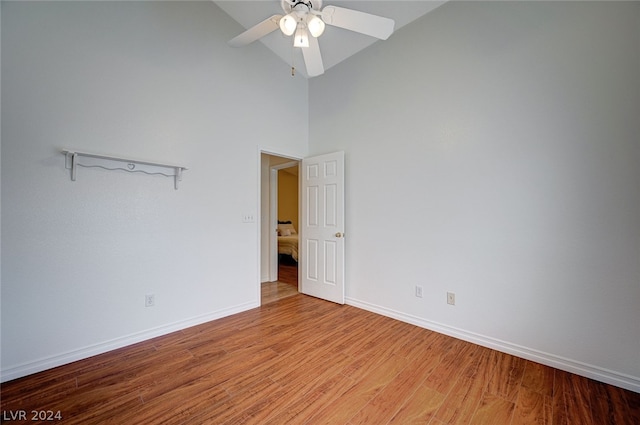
[
  {"x1": 261, "y1": 280, "x2": 298, "y2": 305},
  {"x1": 276, "y1": 261, "x2": 298, "y2": 285},
  {"x1": 261, "y1": 262, "x2": 298, "y2": 305},
  {"x1": 1, "y1": 294, "x2": 639, "y2": 424}
]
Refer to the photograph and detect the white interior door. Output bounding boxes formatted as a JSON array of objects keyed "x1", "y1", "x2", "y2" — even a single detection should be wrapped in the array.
[{"x1": 300, "y1": 151, "x2": 345, "y2": 304}]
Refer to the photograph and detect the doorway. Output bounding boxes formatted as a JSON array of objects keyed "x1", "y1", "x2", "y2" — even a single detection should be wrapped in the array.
[
  {"x1": 259, "y1": 150, "x2": 346, "y2": 305},
  {"x1": 260, "y1": 153, "x2": 301, "y2": 305}
]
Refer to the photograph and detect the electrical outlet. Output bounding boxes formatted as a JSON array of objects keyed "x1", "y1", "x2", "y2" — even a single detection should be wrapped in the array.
[
  {"x1": 447, "y1": 292, "x2": 455, "y2": 305},
  {"x1": 145, "y1": 294, "x2": 155, "y2": 307},
  {"x1": 415, "y1": 285, "x2": 423, "y2": 298}
]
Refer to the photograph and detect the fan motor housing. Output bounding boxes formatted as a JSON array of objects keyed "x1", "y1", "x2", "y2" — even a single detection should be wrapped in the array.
[{"x1": 282, "y1": 0, "x2": 322, "y2": 14}]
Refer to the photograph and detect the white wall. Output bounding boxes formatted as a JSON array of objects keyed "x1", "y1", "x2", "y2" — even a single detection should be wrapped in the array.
[
  {"x1": 309, "y1": 1, "x2": 640, "y2": 391},
  {"x1": 1, "y1": 1, "x2": 308, "y2": 380}
]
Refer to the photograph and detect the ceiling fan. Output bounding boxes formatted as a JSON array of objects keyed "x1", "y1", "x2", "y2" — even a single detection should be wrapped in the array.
[{"x1": 228, "y1": 0, "x2": 395, "y2": 77}]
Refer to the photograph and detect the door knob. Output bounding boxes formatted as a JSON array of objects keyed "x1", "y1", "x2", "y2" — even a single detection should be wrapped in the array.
[{"x1": 335, "y1": 232, "x2": 343, "y2": 238}]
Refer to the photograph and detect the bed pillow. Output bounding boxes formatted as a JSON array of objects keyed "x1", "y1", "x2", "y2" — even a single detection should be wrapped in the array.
[{"x1": 278, "y1": 223, "x2": 297, "y2": 235}]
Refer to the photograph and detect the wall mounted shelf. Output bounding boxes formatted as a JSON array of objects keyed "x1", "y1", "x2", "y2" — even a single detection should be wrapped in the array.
[{"x1": 63, "y1": 150, "x2": 187, "y2": 190}]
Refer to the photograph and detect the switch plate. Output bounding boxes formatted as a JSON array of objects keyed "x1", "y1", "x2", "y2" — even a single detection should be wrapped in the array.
[{"x1": 242, "y1": 213, "x2": 255, "y2": 223}]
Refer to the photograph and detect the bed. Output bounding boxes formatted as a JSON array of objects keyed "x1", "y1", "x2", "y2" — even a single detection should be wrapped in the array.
[{"x1": 277, "y1": 221, "x2": 298, "y2": 262}]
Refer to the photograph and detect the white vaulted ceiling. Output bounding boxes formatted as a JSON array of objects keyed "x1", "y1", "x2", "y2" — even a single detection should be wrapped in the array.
[{"x1": 215, "y1": 1, "x2": 446, "y2": 78}]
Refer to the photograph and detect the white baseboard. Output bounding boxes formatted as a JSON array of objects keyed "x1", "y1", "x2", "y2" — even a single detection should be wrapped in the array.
[
  {"x1": 346, "y1": 297, "x2": 640, "y2": 394},
  {"x1": 5, "y1": 297, "x2": 638, "y2": 394},
  {"x1": 0, "y1": 301, "x2": 259, "y2": 383}
]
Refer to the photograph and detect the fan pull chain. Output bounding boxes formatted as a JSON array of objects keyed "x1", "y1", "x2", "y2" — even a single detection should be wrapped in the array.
[{"x1": 291, "y1": 43, "x2": 296, "y2": 77}]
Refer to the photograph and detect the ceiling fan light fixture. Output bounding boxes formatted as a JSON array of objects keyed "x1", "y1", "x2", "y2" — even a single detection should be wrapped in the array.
[
  {"x1": 230, "y1": 0, "x2": 395, "y2": 78},
  {"x1": 279, "y1": 13, "x2": 297, "y2": 36},
  {"x1": 307, "y1": 15, "x2": 325, "y2": 37},
  {"x1": 293, "y1": 27, "x2": 309, "y2": 47}
]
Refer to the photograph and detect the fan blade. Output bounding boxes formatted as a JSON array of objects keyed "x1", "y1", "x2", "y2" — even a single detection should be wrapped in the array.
[
  {"x1": 302, "y1": 36, "x2": 324, "y2": 77},
  {"x1": 229, "y1": 15, "x2": 283, "y2": 47},
  {"x1": 322, "y1": 6, "x2": 394, "y2": 40}
]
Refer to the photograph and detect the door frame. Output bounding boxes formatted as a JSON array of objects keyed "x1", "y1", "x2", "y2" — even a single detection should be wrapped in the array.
[{"x1": 258, "y1": 148, "x2": 302, "y2": 299}]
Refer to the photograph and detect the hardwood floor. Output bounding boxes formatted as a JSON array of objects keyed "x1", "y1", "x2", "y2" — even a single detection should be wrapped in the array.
[
  {"x1": 261, "y1": 261, "x2": 298, "y2": 305},
  {"x1": 261, "y1": 280, "x2": 298, "y2": 305},
  {"x1": 1, "y1": 294, "x2": 638, "y2": 424},
  {"x1": 276, "y1": 261, "x2": 298, "y2": 285}
]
